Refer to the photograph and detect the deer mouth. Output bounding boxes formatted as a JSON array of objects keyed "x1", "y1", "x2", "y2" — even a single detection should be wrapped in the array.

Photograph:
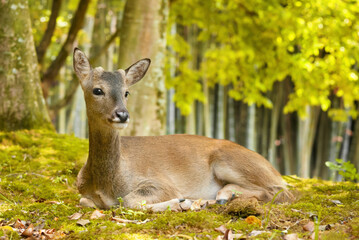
[{"x1": 108, "y1": 118, "x2": 129, "y2": 129}]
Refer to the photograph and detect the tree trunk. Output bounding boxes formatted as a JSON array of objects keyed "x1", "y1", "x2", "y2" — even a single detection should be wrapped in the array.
[
  {"x1": 349, "y1": 116, "x2": 359, "y2": 171},
  {"x1": 234, "y1": 100, "x2": 248, "y2": 147},
  {"x1": 90, "y1": 0, "x2": 107, "y2": 67},
  {"x1": 213, "y1": 83, "x2": 219, "y2": 138},
  {"x1": 0, "y1": 0, "x2": 51, "y2": 131},
  {"x1": 281, "y1": 78, "x2": 296, "y2": 175},
  {"x1": 268, "y1": 82, "x2": 283, "y2": 169},
  {"x1": 260, "y1": 107, "x2": 270, "y2": 159},
  {"x1": 297, "y1": 106, "x2": 320, "y2": 178},
  {"x1": 247, "y1": 104, "x2": 257, "y2": 151},
  {"x1": 118, "y1": 0, "x2": 168, "y2": 136},
  {"x1": 313, "y1": 110, "x2": 331, "y2": 178}
]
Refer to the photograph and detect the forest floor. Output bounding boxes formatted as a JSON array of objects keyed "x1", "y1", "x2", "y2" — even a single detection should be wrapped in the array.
[{"x1": 0, "y1": 130, "x2": 358, "y2": 240}]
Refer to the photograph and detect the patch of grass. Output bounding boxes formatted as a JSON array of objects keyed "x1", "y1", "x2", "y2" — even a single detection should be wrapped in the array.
[{"x1": 0, "y1": 129, "x2": 358, "y2": 239}]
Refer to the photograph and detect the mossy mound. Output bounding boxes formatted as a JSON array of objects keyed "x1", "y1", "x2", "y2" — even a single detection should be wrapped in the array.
[
  {"x1": 0, "y1": 130, "x2": 358, "y2": 239},
  {"x1": 222, "y1": 198, "x2": 263, "y2": 217}
]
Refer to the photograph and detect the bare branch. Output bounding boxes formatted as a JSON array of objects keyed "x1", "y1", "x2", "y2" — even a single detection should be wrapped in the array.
[
  {"x1": 42, "y1": 0, "x2": 91, "y2": 98},
  {"x1": 36, "y1": 0, "x2": 63, "y2": 64}
]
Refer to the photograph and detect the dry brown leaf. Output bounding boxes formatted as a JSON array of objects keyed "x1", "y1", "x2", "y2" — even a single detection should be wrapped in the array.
[
  {"x1": 14, "y1": 219, "x2": 25, "y2": 229},
  {"x1": 68, "y1": 212, "x2": 83, "y2": 220},
  {"x1": 215, "y1": 225, "x2": 228, "y2": 234},
  {"x1": 111, "y1": 217, "x2": 137, "y2": 223},
  {"x1": 76, "y1": 219, "x2": 90, "y2": 227},
  {"x1": 191, "y1": 199, "x2": 202, "y2": 211},
  {"x1": 303, "y1": 221, "x2": 315, "y2": 232},
  {"x1": 46, "y1": 201, "x2": 61, "y2": 205},
  {"x1": 245, "y1": 216, "x2": 261, "y2": 225},
  {"x1": 90, "y1": 210, "x2": 106, "y2": 220},
  {"x1": 224, "y1": 229, "x2": 233, "y2": 240},
  {"x1": 284, "y1": 233, "x2": 300, "y2": 240},
  {"x1": 21, "y1": 223, "x2": 34, "y2": 237},
  {"x1": 248, "y1": 230, "x2": 270, "y2": 237},
  {"x1": 232, "y1": 233, "x2": 245, "y2": 239},
  {"x1": 110, "y1": 217, "x2": 149, "y2": 225}
]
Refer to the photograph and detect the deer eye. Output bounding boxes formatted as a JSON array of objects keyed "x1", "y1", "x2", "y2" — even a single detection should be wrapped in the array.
[
  {"x1": 93, "y1": 88, "x2": 104, "y2": 96},
  {"x1": 125, "y1": 91, "x2": 130, "y2": 98}
]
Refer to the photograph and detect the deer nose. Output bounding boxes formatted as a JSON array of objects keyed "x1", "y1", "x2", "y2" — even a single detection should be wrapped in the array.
[{"x1": 115, "y1": 111, "x2": 129, "y2": 122}]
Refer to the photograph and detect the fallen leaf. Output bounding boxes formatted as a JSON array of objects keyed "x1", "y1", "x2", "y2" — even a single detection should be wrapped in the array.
[
  {"x1": 284, "y1": 233, "x2": 300, "y2": 240},
  {"x1": 68, "y1": 212, "x2": 83, "y2": 220},
  {"x1": 232, "y1": 234, "x2": 245, "y2": 239},
  {"x1": 54, "y1": 217, "x2": 59, "y2": 221},
  {"x1": 224, "y1": 229, "x2": 233, "y2": 240},
  {"x1": 245, "y1": 216, "x2": 261, "y2": 225},
  {"x1": 215, "y1": 225, "x2": 228, "y2": 234},
  {"x1": 330, "y1": 200, "x2": 343, "y2": 206},
  {"x1": 90, "y1": 210, "x2": 106, "y2": 219},
  {"x1": 76, "y1": 219, "x2": 90, "y2": 227},
  {"x1": 303, "y1": 221, "x2": 315, "y2": 232},
  {"x1": 110, "y1": 217, "x2": 150, "y2": 225},
  {"x1": 191, "y1": 199, "x2": 202, "y2": 211},
  {"x1": 248, "y1": 230, "x2": 270, "y2": 237},
  {"x1": 21, "y1": 223, "x2": 34, "y2": 237},
  {"x1": 291, "y1": 208, "x2": 303, "y2": 213},
  {"x1": 47, "y1": 201, "x2": 61, "y2": 205},
  {"x1": 136, "y1": 219, "x2": 150, "y2": 225},
  {"x1": 14, "y1": 219, "x2": 25, "y2": 229},
  {"x1": 111, "y1": 217, "x2": 137, "y2": 223}
]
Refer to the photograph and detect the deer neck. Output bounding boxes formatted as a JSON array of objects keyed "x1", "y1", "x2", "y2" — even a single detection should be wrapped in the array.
[{"x1": 87, "y1": 119, "x2": 121, "y2": 183}]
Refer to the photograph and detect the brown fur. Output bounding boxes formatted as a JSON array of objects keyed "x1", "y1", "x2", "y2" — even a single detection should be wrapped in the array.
[{"x1": 73, "y1": 48, "x2": 293, "y2": 211}]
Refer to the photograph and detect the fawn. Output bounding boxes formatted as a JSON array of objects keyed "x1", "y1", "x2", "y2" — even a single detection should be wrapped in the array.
[{"x1": 73, "y1": 48, "x2": 293, "y2": 211}]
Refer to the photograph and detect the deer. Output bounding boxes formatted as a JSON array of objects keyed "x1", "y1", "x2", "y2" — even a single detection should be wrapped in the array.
[{"x1": 73, "y1": 48, "x2": 293, "y2": 212}]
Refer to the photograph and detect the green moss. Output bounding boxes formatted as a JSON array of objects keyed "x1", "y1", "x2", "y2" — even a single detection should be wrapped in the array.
[{"x1": 0, "y1": 130, "x2": 358, "y2": 239}]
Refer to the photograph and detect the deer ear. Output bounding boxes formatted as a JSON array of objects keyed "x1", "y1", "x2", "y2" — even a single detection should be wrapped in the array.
[
  {"x1": 73, "y1": 48, "x2": 92, "y2": 83},
  {"x1": 125, "y1": 58, "x2": 151, "y2": 86}
]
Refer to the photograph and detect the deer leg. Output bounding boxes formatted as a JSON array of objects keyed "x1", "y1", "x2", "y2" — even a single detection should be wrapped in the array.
[
  {"x1": 79, "y1": 197, "x2": 96, "y2": 208},
  {"x1": 144, "y1": 199, "x2": 192, "y2": 212},
  {"x1": 122, "y1": 179, "x2": 192, "y2": 212},
  {"x1": 216, "y1": 184, "x2": 270, "y2": 204}
]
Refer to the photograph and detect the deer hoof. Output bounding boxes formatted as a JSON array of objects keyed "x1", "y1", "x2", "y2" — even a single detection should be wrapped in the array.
[
  {"x1": 179, "y1": 199, "x2": 192, "y2": 211},
  {"x1": 79, "y1": 197, "x2": 96, "y2": 208},
  {"x1": 216, "y1": 199, "x2": 228, "y2": 205}
]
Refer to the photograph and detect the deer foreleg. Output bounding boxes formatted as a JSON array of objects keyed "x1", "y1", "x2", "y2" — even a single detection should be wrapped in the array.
[{"x1": 122, "y1": 179, "x2": 192, "y2": 212}]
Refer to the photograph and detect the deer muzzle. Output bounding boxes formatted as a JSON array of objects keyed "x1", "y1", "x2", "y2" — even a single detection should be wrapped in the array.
[{"x1": 109, "y1": 110, "x2": 130, "y2": 129}]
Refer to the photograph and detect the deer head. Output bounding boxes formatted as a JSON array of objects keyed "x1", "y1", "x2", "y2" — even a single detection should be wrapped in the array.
[{"x1": 73, "y1": 48, "x2": 151, "y2": 129}]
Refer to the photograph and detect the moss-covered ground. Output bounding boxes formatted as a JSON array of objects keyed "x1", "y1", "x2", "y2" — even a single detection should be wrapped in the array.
[{"x1": 0, "y1": 130, "x2": 358, "y2": 239}]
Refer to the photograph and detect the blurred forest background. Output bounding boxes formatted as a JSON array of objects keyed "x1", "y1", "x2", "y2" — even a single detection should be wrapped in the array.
[{"x1": 1, "y1": 0, "x2": 359, "y2": 181}]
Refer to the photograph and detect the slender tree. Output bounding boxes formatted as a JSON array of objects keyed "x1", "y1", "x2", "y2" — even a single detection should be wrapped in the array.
[
  {"x1": 0, "y1": 0, "x2": 51, "y2": 131},
  {"x1": 41, "y1": 0, "x2": 90, "y2": 98},
  {"x1": 118, "y1": 0, "x2": 169, "y2": 136}
]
